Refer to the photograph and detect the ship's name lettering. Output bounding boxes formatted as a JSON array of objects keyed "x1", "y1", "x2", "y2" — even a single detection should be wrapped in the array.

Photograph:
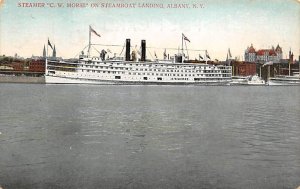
[
  {"x1": 17, "y1": 2, "x2": 45, "y2": 7},
  {"x1": 66, "y1": 3, "x2": 88, "y2": 8}
]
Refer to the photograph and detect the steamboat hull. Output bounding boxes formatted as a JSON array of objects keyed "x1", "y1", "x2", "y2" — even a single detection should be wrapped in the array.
[
  {"x1": 46, "y1": 59, "x2": 232, "y2": 85},
  {"x1": 45, "y1": 75, "x2": 231, "y2": 85}
]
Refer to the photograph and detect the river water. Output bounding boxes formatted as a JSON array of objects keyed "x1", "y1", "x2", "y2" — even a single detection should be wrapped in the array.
[{"x1": 0, "y1": 84, "x2": 299, "y2": 189}]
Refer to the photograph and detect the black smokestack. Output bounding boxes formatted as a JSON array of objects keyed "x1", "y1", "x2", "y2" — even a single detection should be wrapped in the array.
[
  {"x1": 141, "y1": 40, "x2": 146, "y2": 61},
  {"x1": 125, "y1": 39, "x2": 131, "y2": 61}
]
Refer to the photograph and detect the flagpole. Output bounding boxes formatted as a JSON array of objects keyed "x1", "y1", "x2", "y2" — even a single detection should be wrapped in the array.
[
  {"x1": 88, "y1": 25, "x2": 91, "y2": 57},
  {"x1": 46, "y1": 38, "x2": 49, "y2": 75},
  {"x1": 227, "y1": 48, "x2": 229, "y2": 65},
  {"x1": 226, "y1": 53, "x2": 228, "y2": 64},
  {"x1": 181, "y1": 33, "x2": 184, "y2": 63},
  {"x1": 185, "y1": 40, "x2": 189, "y2": 60}
]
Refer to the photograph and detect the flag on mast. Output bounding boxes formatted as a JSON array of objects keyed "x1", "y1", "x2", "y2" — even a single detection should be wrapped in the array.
[
  {"x1": 90, "y1": 26, "x2": 101, "y2": 37},
  {"x1": 182, "y1": 33, "x2": 190, "y2": 42},
  {"x1": 48, "y1": 39, "x2": 53, "y2": 50},
  {"x1": 163, "y1": 49, "x2": 167, "y2": 58},
  {"x1": 228, "y1": 48, "x2": 232, "y2": 59},
  {"x1": 206, "y1": 51, "x2": 210, "y2": 59}
]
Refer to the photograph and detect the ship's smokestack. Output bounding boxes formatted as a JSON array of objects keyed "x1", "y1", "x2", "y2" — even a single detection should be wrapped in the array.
[
  {"x1": 141, "y1": 40, "x2": 146, "y2": 61},
  {"x1": 125, "y1": 39, "x2": 131, "y2": 61}
]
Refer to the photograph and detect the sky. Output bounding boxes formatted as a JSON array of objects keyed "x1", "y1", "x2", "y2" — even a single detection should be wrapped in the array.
[{"x1": 0, "y1": 0, "x2": 299, "y2": 60}]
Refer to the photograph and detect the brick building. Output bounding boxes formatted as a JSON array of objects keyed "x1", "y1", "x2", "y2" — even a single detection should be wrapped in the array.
[
  {"x1": 244, "y1": 44, "x2": 283, "y2": 63},
  {"x1": 231, "y1": 61, "x2": 257, "y2": 76},
  {"x1": 29, "y1": 59, "x2": 45, "y2": 72}
]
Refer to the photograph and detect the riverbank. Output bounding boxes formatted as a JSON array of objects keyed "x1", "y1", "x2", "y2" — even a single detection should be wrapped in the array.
[{"x1": 0, "y1": 75, "x2": 45, "y2": 84}]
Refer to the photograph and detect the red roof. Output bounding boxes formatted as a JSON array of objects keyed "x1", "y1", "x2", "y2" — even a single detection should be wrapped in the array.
[
  {"x1": 269, "y1": 50, "x2": 276, "y2": 56},
  {"x1": 256, "y1": 49, "x2": 277, "y2": 56},
  {"x1": 248, "y1": 44, "x2": 256, "y2": 53},
  {"x1": 256, "y1": 50, "x2": 266, "y2": 56},
  {"x1": 248, "y1": 47, "x2": 255, "y2": 53}
]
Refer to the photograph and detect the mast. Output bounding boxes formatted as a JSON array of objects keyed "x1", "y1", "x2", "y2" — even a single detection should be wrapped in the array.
[
  {"x1": 88, "y1": 25, "x2": 91, "y2": 57},
  {"x1": 181, "y1": 33, "x2": 184, "y2": 55},
  {"x1": 205, "y1": 50, "x2": 208, "y2": 64},
  {"x1": 181, "y1": 33, "x2": 184, "y2": 63},
  {"x1": 45, "y1": 39, "x2": 49, "y2": 75},
  {"x1": 185, "y1": 40, "x2": 189, "y2": 59}
]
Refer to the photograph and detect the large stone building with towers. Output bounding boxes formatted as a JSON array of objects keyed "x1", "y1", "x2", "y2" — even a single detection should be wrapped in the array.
[{"x1": 244, "y1": 44, "x2": 283, "y2": 63}]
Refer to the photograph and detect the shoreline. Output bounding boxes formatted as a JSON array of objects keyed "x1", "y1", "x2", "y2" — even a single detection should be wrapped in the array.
[{"x1": 0, "y1": 75, "x2": 45, "y2": 84}]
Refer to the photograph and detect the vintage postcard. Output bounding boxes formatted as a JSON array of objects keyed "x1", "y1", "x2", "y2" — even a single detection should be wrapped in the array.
[{"x1": 0, "y1": 0, "x2": 299, "y2": 188}]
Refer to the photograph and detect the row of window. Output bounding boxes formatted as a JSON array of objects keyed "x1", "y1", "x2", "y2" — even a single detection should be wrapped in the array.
[
  {"x1": 79, "y1": 66, "x2": 223, "y2": 73},
  {"x1": 81, "y1": 69, "x2": 224, "y2": 77},
  {"x1": 172, "y1": 78, "x2": 189, "y2": 80},
  {"x1": 80, "y1": 61, "x2": 225, "y2": 70},
  {"x1": 83, "y1": 70, "x2": 126, "y2": 74},
  {"x1": 55, "y1": 72, "x2": 230, "y2": 80}
]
